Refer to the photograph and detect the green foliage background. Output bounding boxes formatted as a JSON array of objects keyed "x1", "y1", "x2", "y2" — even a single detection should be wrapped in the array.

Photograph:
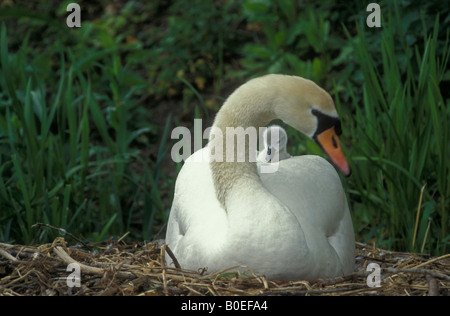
[{"x1": 0, "y1": 0, "x2": 448, "y2": 255}]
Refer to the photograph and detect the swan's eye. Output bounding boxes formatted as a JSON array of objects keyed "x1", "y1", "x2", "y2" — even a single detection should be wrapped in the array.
[
  {"x1": 267, "y1": 146, "x2": 272, "y2": 155},
  {"x1": 311, "y1": 109, "x2": 341, "y2": 137},
  {"x1": 335, "y1": 122, "x2": 342, "y2": 136}
]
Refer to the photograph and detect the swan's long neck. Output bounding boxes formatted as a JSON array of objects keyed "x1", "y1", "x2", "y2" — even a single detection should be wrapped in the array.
[
  {"x1": 207, "y1": 75, "x2": 326, "y2": 273},
  {"x1": 209, "y1": 79, "x2": 277, "y2": 208},
  {"x1": 208, "y1": 74, "x2": 335, "y2": 208}
]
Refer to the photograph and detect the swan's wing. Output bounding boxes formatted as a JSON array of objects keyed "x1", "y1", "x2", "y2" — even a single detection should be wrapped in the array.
[
  {"x1": 165, "y1": 148, "x2": 227, "y2": 269},
  {"x1": 259, "y1": 155, "x2": 355, "y2": 274}
]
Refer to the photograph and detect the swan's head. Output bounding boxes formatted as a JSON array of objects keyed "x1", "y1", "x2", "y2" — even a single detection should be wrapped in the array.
[{"x1": 270, "y1": 75, "x2": 351, "y2": 176}]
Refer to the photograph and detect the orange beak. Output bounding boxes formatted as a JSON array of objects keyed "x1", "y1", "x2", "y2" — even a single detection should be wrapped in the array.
[{"x1": 315, "y1": 126, "x2": 351, "y2": 176}]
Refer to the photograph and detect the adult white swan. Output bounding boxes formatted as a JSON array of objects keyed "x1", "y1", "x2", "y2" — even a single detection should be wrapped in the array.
[{"x1": 165, "y1": 74, "x2": 355, "y2": 280}]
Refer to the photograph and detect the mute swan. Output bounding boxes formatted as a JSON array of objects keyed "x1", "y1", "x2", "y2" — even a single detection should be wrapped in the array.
[
  {"x1": 165, "y1": 74, "x2": 355, "y2": 280},
  {"x1": 257, "y1": 125, "x2": 291, "y2": 163}
]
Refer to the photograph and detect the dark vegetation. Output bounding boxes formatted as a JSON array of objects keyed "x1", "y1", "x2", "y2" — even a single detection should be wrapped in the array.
[{"x1": 0, "y1": 0, "x2": 448, "y2": 255}]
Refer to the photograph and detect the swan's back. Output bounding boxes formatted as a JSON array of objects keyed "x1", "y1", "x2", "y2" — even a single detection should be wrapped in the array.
[
  {"x1": 166, "y1": 150, "x2": 355, "y2": 279},
  {"x1": 259, "y1": 155, "x2": 355, "y2": 275}
]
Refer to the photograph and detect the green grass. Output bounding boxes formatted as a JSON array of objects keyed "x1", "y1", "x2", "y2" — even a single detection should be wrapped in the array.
[
  {"x1": 0, "y1": 1, "x2": 448, "y2": 257},
  {"x1": 337, "y1": 11, "x2": 449, "y2": 255},
  {"x1": 0, "y1": 22, "x2": 167, "y2": 244}
]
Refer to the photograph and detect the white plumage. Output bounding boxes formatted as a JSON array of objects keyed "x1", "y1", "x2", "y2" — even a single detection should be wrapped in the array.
[{"x1": 165, "y1": 74, "x2": 355, "y2": 280}]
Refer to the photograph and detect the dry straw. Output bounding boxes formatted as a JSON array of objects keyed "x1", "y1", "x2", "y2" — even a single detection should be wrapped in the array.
[{"x1": 0, "y1": 238, "x2": 449, "y2": 296}]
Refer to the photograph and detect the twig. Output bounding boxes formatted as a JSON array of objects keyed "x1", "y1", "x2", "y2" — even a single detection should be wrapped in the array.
[
  {"x1": 384, "y1": 267, "x2": 450, "y2": 281},
  {"x1": 53, "y1": 246, "x2": 135, "y2": 280},
  {"x1": 160, "y1": 244, "x2": 169, "y2": 296},
  {"x1": 426, "y1": 275, "x2": 439, "y2": 296},
  {"x1": 164, "y1": 244, "x2": 181, "y2": 269},
  {"x1": 53, "y1": 246, "x2": 103, "y2": 275},
  {"x1": 0, "y1": 242, "x2": 38, "y2": 255},
  {"x1": 117, "y1": 231, "x2": 130, "y2": 244},
  {"x1": 411, "y1": 253, "x2": 450, "y2": 269},
  {"x1": 0, "y1": 248, "x2": 18, "y2": 262},
  {"x1": 32, "y1": 223, "x2": 91, "y2": 251},
  {"x1": 1, "y1": 269, "x2": 35, "y2": 288},
  {"x1": 420, "y1": 218, "x2": 432, "y2": 254},
  {"x1": 315, "y1": 269, "x2": 369, "y2": 286},
  {"x1": 258, "y1": 285, "x2": 369, "y2": 296},
  {"x1": 412, "y1": 184, "x2": 426, "y2": 249}
]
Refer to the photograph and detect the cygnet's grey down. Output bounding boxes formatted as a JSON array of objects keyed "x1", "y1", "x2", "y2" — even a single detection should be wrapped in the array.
[{"x1": 257, "y1": 125, "x2": 291, "y2": 163}]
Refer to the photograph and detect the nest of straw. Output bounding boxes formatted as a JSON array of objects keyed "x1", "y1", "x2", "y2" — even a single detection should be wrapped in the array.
[{"x1": 1, "y1": 236, "x2": 449, "y2": 296}]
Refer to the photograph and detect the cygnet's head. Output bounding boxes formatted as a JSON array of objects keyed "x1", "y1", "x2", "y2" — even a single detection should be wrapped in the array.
[{"x1": 258, "y1": 125, "x2": 291, "y2": 163}]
